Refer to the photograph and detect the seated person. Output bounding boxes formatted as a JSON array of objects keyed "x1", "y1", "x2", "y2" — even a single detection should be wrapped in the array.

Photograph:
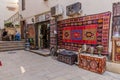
[
  {"x1": 15, "y1": 31, "x2": 21, "y2": 41},
  {"x1": 2, "y1": 29, "x2": 9, "y2": 41}
]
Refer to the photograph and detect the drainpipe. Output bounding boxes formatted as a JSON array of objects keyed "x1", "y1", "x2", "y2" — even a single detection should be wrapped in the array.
[{"x1": 55, "y1": 16, "x2": 58, "y2": 50}]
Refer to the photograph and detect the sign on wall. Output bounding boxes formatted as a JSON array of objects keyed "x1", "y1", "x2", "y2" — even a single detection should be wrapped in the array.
[
  {"x1": 39, "y1": 15, "x2": 45, "y2": 22},
  {"x1": 45, "y1": 12, "x2": 51, "y2": 20},
  {"x1": 113, "y1": 2, "x2": 120, "y2": 16},
  {"x1": 113, "y1": 16, "x2": 120, "y2": 26},
  {"x1": 36, "y1": 12, "x2": 51, "y2": 22},
  {"x1": 112, "y1": 2, "x2": 120, "y2": 36},
  {"x1": 66, "y1": 2, "x2": 81, "y2": 16}
]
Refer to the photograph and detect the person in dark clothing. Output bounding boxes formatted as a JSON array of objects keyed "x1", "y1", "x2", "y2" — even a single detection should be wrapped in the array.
[
  {"x1": 2, "y1": 29, "x2": 7, "y2": 37},
  {"x1": 2, "y1": 29, "x2": 9, "y2": 41},
  {"x1": 11, "y1": 35, "x2": 14, "y2": 41}
]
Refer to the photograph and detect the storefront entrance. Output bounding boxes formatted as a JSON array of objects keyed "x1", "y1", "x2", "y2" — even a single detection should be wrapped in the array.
[{"x1": 38, "y1": 22, "x2": 50, "y2": 49}]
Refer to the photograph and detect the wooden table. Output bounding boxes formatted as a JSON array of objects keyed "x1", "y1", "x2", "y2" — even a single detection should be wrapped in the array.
[{"x1": 78, "y1": 53, "x2": 106, "y2": 74}]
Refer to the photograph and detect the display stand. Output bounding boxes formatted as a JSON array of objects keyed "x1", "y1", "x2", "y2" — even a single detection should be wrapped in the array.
[
  {"x1": 112, "y1": 37, "x2": 120, "y2": 62},
  {"x1": 57, "y1": 50, "x2": 77, "y2": 65},
  {"x1": 78, "y1": 53, "x2": 106, "y2": 74}
]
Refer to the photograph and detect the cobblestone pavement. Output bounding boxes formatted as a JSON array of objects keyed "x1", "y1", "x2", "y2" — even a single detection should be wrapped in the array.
[{"x1": 0, "y1": 50, "x2": 119, "y2": 80}]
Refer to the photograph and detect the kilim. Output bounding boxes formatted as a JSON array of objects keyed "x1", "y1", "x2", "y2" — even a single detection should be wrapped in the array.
[{"x1": 57, "y1": 12, "x2": 111, "y2": 54}]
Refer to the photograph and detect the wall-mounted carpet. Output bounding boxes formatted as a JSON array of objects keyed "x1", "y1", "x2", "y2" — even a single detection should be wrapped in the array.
[{"x1": 57, "y1": 12, "x2": 111, "y2": 54}]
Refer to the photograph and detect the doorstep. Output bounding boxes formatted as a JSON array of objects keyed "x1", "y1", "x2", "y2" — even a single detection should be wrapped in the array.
[{"x1": 29, "y1": 49, "x2": 50, "y2": 57}]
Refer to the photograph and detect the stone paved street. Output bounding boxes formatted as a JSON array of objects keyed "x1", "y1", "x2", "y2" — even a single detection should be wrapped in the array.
[{"x1": 0, "y1": 50, "x2": 120, "y2": 80}]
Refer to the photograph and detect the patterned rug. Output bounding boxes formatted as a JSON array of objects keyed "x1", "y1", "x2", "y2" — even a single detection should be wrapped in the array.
[
  {"x1": 57, "y1": 12, "x2": 111, "y2": 54},
  {"x1": 63, "y1": 24, "x2": 97, "y2": 44}
]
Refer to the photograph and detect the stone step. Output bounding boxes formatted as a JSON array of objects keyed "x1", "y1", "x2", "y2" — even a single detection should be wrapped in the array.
[
  {"x1": 0, "y1": 41, "x2": 25, "y2": 52},
  {"x1": 0, "y1": 41, "x2": 25, "y2": 44},
  {"x1": 0, "y1": 43, "x2": 24, "y2": 45},
  {"x1": 29, "y1": 49, "x2": 50, "y2": 57},
  {"x1": 0, "y1": 41, "x2": 25, "y2": 42},
  {"x1": 0, "y1": 44, "x2": 25, "y2": 47},
  {"x1": 0, "y1": 45, "x2": 25, "y2": 48},
  {"x1": 0, "y1": 47, "x2": 25, "y2": 52}
]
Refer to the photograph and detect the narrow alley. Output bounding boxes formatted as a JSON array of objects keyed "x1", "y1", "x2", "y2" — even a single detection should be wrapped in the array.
[{"x1": 0, "y1": 50, "x2": 119, "y2": 80}]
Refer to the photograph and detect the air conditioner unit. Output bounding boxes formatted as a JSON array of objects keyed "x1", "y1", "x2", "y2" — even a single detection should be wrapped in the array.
[{"x1": 51, "y1": 4, "x2": 63, "y2": 17}]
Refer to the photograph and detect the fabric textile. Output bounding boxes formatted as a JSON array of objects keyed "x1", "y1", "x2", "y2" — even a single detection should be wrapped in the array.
[{"x1": 57, "y1": 12, "x2": 111, "y2": 54}]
